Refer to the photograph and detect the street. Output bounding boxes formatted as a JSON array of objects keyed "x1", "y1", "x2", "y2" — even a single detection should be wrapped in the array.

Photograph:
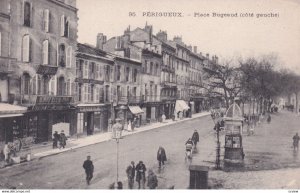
[
  {"x1": 0, "y1": 115, "x2": 215, "y2": 189},
  {"x1": 1, "y1": 110, "x2": 300, "y2": 189}
]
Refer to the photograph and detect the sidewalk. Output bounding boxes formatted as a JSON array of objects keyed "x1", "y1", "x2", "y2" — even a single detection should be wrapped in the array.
[{"x1": 32, "y1": 111, "x2": 211, "y2": 159}]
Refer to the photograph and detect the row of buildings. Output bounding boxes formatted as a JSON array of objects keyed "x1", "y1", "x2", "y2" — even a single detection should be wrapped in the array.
[{"x1": 0, "y1": 0, "x2": 220, "y2": 146}]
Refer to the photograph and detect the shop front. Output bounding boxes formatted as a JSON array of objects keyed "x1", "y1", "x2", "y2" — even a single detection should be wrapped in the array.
[
  {"x1": 26, "y1": 96, "x2": 76, "y2": 142},
  {"x1": 76, "y1": 104, "x2": 109, "y2": 136},
  {"x1": 128, "y1": 105, "x2": 144, "y2": 127},
  {"x1": 0, "y1": 103, "x2": 27, "y2": 145}
]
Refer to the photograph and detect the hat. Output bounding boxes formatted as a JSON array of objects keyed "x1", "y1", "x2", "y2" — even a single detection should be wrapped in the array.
[
  {"x1": 115, "y1": 118, "x2": 122, "y2": 121},
  {"x1": 139, "y1": 161, "x2": 143, "y2": 164},
  {"x1": 61, "y1": 130, "x2": 64, "y2": 133}
]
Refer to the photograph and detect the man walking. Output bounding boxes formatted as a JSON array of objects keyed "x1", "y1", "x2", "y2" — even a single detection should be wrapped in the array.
[
  {"x1": 59, "y1": 130, "x2": 67, "y2": 149},
  {"x1": 83, "y1": 155, "x2": 94, "y2": 185},
  {"x1": 191, "y1": 129, "x2": 199, "y2": 147},
  {"x1": 53, "y1": 131, "x2": 60, "y2": 149},
  {"x1": 135, "y1": 161, "x2": 146, "y2": 189},
  {"x1": 293, "y1": 133, "x2": 300, "y2": 151},
  {"x1": 126, "y1": 161, "x2": 135, "y2": 189},
  {"x1": 157, "y1": 146, "x2": 167, "y2": 168}
]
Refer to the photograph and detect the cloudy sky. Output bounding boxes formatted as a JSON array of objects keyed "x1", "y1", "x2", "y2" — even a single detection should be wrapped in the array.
[{"x1": 77, "y1": 0, "x2": 300, "y2": 74}]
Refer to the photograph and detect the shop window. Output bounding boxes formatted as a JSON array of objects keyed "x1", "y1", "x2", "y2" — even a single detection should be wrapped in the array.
[
  {"x1": 77, "y1": 113, "x2": 84, "y2": 134},
  {"x1": 57, "y1": 76, "x2": 65, "y2": 96},
  {"x1": 22, "y1": 35, "x2": 30, "y2": 62},
  {"x1": 22, "y1": 73, "x2": 30, "y2": 95},
  {"x1": 58, "y1": 44, "x2": 66, "y2": 67},
  {"x1": 24, "y1": 2, "x2": 31, "y2": 27}
]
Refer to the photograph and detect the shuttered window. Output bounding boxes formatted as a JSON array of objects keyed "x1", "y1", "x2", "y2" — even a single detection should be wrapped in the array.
[
  {"x1": 66, "y1": 46, "x2": 72, "y2": 68},
  {"x1": 60, "y1": 15, "x2": 65, "y2": 36},
  {"x1": 42, "y1": 40, "x2": 49, "y2": 65},
  {"x1": 44, "y1": 9, "x2": 50, "y2": 32},
  {"x1": 22, "y1": 35, "x2": 30, "y2": 62}
]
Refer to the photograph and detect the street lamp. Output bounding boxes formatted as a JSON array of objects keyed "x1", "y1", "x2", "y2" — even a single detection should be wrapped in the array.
[{"x1": 112, "y1": 118, "x2": 123, "y2": 184}]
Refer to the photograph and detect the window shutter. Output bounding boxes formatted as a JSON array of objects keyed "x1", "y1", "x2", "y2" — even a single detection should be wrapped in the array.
[
  {"x1": 0, "y1": 32, "x2": 1, "y2": 56},
  {"x1": 22, "y1": 35, "x2": 30, "y2": 62},
  {"x1": 44, "y1": 9, "x2": 49, "y2": 32},
  {"x1": 43, "y1": 40, "x2": 49, "y2": 65},
  {"x1": 60, "y1": 15, "x2": 65, "y2": 36},
  {"x1": 66, "y1": 46, "x2": 72, "y2": 68}
]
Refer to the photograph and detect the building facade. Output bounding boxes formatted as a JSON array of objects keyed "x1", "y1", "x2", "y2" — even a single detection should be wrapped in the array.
[{"x1": 0, "y1": 0, "x2": 78, "y2": 144}]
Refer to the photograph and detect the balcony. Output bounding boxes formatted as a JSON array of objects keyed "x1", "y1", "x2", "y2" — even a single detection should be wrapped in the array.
[
  {"x1": 21, "y1": 94, "x2": 74, "y2": 106},
  {"x1": 116, "y1": 95, "x2": 163, "y2": 104},
  {"x1": 0, "y1": 56, "x2": 14, "y2": 74},
  {"x1": 161, "y1": 95, "x2": 177, "y2": 101},
  {"x1": 161, "y1": 81, "x2": 177, "y2": 88},
  {"x1": 161, "y1": 65, "x2": 175, "y2": 73}
]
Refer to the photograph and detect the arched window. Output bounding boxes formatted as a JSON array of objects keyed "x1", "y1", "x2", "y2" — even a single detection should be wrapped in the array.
[
  {"x1": 57, "y1": 76, "x2": 65, "y2": 96},
  {"x1": 59, "y1": 44, "x2": 66, "y2": 67},
  {"x1": 24, "y1": 2, "x2": 31, "y2": 27},
  {"x1": 22, "y1": 73, "x2": 30, "y2": 95}
]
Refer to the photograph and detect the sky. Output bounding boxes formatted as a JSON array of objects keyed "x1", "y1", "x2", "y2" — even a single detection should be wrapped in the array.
[{"x1": 77, "y1": 0, "x2": 300, "y2": 74}]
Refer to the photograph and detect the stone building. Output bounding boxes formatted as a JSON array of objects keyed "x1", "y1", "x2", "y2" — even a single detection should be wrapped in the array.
[
  {"x1": 75, "y1": 43, "x2": 114, "y2": 136},
  {"x1": 155, "y1": 30, "x2": 177, "y2": 120},
  {"x1": 0, "y1": 0, "x2": 78, "y2": 143},
  {"x1": 102, "y1": 25, "x2": 163, "y2": 125},
  {"x1": 189, "y1": 48, "x2": 207, "y2": 113}
]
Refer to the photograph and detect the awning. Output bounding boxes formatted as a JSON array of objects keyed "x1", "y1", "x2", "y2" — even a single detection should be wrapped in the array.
[
  {"x1": 175, "y1": 100, "x2": 190, "y2": 112},
  {"x1": 128, "y1": 106, "x2": 144, "y2": 115},
  {"x1": 0, "y1": 114, "x2": 24, "y2": 118},
  {"x1": 0, "y1": 103, "x2": 27, "y2": 114}
]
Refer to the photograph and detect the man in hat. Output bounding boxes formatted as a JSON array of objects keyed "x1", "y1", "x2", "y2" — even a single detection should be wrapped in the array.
[
  {"x1": 59, "y1": 130, "x2": 67, "y2": 149},
  {"x1": 83, "y1": 155, "x2": 94, "y2": 185},
  {"x1": 126, "y1": 161, "x2": 135, "y2": 189},
  {"x1": 135, "y1": 161, "x2": 146, "y2": 189}
]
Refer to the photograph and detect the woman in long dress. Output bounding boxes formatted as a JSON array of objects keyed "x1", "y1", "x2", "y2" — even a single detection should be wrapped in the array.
[{"x1": 128, "y1": 120, "x2": 132, "y2": 132}]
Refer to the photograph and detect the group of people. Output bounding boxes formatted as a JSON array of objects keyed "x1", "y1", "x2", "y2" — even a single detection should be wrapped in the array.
[
  {"x1": 125, "y1": 160, "x2": 158, "y2": 189},
  {"x1": 52, "y1": 130, "x2": 68, "y2": 149},
  {"x1": 185, "y1": 130, "x2": 199, "y2": 159}
]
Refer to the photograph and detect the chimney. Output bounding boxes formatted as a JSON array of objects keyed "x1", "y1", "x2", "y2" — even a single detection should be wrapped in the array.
[
  {"x1": 96, "y1": 33, "x2": 107, "y2": 50},
  {"x1": 193, "y1": 46, "x2": 197, "y2": 53},
  {"x1": 206, "y1": 53, "x2": 209, "y2": 59},
  {"x1": 216, "y1": 56, "x2": 219, "y2": 64},
  {"x1": 156, "y1": 30, "x2": 168, "y2": 42},
  {"x1": 187, "y1": 45, "x2": 192, "y2": 51},
  {"x1": 199, "y1": 52, "x2": 202, "y2": 56},
  {"x1": 173, "y1": 36, "x2": 182, "y2": 43}
]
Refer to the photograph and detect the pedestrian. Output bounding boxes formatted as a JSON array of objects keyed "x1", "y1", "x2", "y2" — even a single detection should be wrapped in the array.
[
  {"x1": 59, "y1": 130, "x2": 67, "y2": 149},
  {"x1": 293, "y1": 133, "x2": 300, "y2": 151},
  {"x1": 132, "y1": 117, "x2": 137, "y2": 130},
  {"x1": 147, "y1": 169, "x2": 158, "y2": 189},
  {"x1": 53, "y1": 131, "x2": 60, "y2": 149},
  {"x1": 128, "y1": 119, "x2": 132, "y2": 132},
  {"x1": 191, "y1": 129, "x2": 199, "y2": 147},
  {"x1": 157, "y1": 146, "x2": 167, "y2": 168},
  {"x1": 3, "y1": 143, "x2": 10, "y2": 163},
  {"x1": 126, "y1": 161, "x2": 135, "y2": 189},
  {"x1": 135, "y1": 161, "x2": 146, "y2": 189},
  {"x1": 162, "y1": 114, "x2": 166, "y2": 122},
  {"x1": 267, "y1": 114, "x2": 271, "y2": 124},
  {"x1": 83, "y1": 155, "x2": 94, "y2": 185},
  {"x1": 117, "y1": 181, "x2": 123, "y2": 189}
]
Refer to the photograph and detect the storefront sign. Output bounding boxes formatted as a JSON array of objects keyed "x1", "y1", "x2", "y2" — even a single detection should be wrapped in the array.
[
  {"x1": 78, "y1": 106, "x2": 107, "y2": 112},
  {"x1": 35, "y1": 96, "x2": 72, "y2": 104}
]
